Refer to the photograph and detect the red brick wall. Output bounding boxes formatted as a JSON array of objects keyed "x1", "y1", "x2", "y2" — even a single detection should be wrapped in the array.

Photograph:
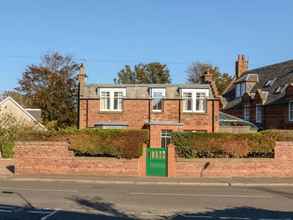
[
  {"x1": 13, "y1": 141, "x2": 293, "y2": 177},
  {"x1": 79, "y1": 98, "x2": 219, "y2": 131},
  {"x1": 80, "y1": 98, "x2": 220, "y2": 147},
  {"x1": 175, "y1": 141, "x2": 293, "y2": 177},
  {"x1": 15, "y1": 142, "x2": 146, "y2": 177}
]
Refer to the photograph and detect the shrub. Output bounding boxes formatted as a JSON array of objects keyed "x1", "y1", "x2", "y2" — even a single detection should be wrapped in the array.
[
  {"x1": 15, "y1": 128, "x2": 148, "y2": 159},
  {"x1": 171, "y1": 131, "x2": 293, "y2": 159},
  {"x1": 1, "y1": 143, "x2": 14, "y2": 158}
]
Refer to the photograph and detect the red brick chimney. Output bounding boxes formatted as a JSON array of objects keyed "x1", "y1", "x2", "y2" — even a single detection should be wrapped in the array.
[
  {"x1": 235, "y1": 54, "x2": 248, "y2": 78},
  {"x1": 201, "y1": 69, "x2": 219, "y2": 98},
  {"x1": 78, "y1": 63, "x2": 87, "y2": 88}
]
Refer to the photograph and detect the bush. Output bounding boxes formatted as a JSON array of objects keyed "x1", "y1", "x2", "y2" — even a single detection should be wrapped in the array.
[
  {"x1": 1, "y1": 143, "x2": 14, "y2": 158},
  {"x1": 172, "y1": 131, "x2": 293, "y2": 159},
  {"x1": 16, "y1": 128, "x2": 148, "y2": 159}
]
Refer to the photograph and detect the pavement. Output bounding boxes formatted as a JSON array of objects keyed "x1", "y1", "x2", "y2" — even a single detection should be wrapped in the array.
[
  {"x1": 0, "y1": 176, "x2": 293, "y2": 219},
  {"x1": 3, "y1": 175, "x2": 293, "y2": 187}
]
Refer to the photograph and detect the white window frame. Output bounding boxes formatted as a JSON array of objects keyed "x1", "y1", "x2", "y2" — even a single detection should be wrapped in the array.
[
  {"x1": 256, "y1": 104, "x2": 263, "y2": 123},
  {"x1": 99, "y1": 88, "x2": 126, "y2": 112},
  {"x1": 151, "y1": 88, "x2": 165, "y2": 112},
  {"x1": 289, "y1": 101, "x2": 293, "y2": 122},
  {"x1": 181, "y1": 89, "x2": 209, "y2": 113},
  {"x1": 243, "y1": 103, "x2": 250, "y2": 121}
]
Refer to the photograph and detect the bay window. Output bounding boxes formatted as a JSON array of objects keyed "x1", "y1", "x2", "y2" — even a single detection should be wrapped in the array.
[
  {"x1": 182, "y1": 89, "x2": 209, "y2": 113},
  {"x1": 99, "y1": 88, "x2": 126, "y2": 111}
]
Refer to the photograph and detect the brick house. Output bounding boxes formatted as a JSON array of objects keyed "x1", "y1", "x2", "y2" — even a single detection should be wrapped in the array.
[
  {"x1": 222, "y1": 55, "x2": 293, "y2": 129},
  {"x1": 78, "y1": 65, "x2": 220, "y2": 147}
]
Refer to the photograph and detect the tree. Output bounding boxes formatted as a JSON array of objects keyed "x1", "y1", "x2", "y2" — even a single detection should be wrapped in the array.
[
  {"x1": 17, "y1": 52, "x2": 80, "y2": 128},
  {"x1": 114, "y1": 62, "x2": 171, "y2": 84},
  {"x1": 186, "y1": 62, "x2": 232, "y2": 94},
  {"x1": 2, "y1": 90, "x2": 32, "y2": 107}
]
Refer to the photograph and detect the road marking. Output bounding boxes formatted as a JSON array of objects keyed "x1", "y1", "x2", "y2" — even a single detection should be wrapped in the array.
[
  {"x1": 0, "y1": 186, "x2": 78, "y2": 193},
  {"x1": 41, "y1": 210, "x2": 58, "y2": 220},
  {"x1": 0, "y1": 209, "x2": 13, "y2": 213},
  {"x1": 130, "y1": 192, "x2": 273, "y2": 199},
  {"x1": 179, "y1": 215, "x2": 291, "y2": 220},
  {"x1": 27, "y1": 210, "x2": 51, "y2": 214}
]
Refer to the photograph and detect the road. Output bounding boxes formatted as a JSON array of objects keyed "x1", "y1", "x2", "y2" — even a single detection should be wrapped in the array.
[{"x1": 0, "y1": 179, "x2": 292, "y2": 219}]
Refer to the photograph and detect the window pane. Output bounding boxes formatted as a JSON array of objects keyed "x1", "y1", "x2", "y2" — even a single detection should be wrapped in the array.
[
  {"x1": 153, "y1": 98, "x2": 162, "y2": 110},
  {"x1": 114, "y1": 92, "x2": 123, "y2": 110},
  {"x1": 256, "y1": 105, "x2": 262, "y2": 123},
  {"x1": 160, "y1": 130, "x2": 172, "y2": 148},
  {"x1": 196, "y1": 92, "x2": 206, "y2": 112},
  {"x1": 243, "y1": 104, "x2": 250, "y2": 120},
  {"x1": 289, "y1": 102, "x2": 293, "y2": 121},
  {"x1": 183, "y1": 93, "x2": 192, "y2": 111},
  {"x1": 101, "y1": 92, "x2": 110, "y2": 110}
]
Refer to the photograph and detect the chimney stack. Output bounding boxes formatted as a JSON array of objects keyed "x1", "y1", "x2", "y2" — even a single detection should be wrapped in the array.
[
  {"x1": 78, "y1": 63, "x2": 87, "y2": 88},
  {"x1": 200, "y1": 68, "x2": 214, "y2": 83},
  {"x1": 235, "y1": 54, "x2": 248, "y2": 78}
]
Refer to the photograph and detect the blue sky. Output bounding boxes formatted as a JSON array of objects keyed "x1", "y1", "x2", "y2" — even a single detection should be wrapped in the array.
[{"x1": 0, "y1": 0, "x2": 293, "y2": 91}]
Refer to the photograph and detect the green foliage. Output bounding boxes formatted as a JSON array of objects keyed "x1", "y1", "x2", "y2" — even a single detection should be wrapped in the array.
[
  {"x1": 114, "y1": 63, "x2": 171, "y2": 84},
  {"x1": 16, "y1": 128, "x2": 148, "y2": 159},
  {"x1": 0, "y1": 110, "x2": 18, "y2": 158},
  {"x1": 172, "y1": 131, "x2": 293, "y2": 159},
  {"x1": 16, "y1": 52, "x2": 80, "y2": 128},
  {"x1": 1, "y1": 143, "x2": 14, "y2": 158},
  {"x1": 186, "y1": 62, "x2": 233, "y2": 94}
]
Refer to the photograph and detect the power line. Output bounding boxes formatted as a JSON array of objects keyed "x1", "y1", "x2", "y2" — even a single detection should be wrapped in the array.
[{"x1": 0, "y1": 55, "x2": 192, "y2": 65}]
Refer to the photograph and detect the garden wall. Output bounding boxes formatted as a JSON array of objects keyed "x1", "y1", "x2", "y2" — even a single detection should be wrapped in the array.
[
  {"x1": 174, "y1": 142, "x2": 293, "y2": 177},
  {"x1": 14, "y1": 141, "x2": 146, "y2": 176},
  {"x1": 14, "y1": 141, "x2": 293, "y2": 178}
]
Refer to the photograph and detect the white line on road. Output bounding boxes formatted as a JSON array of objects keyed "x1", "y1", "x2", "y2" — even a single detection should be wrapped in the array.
[
  {"x1": 179, "y1": 214, "x2": 291, "y2": 220},
  {"x1": 0, "y1": 209, "x2": 13, "y2": 213},
  {"x1": 0, "y1": 186, "x2": 78, "y2": 193},
  {"x1": 41, "y1": 210, "x2": 58, "y2": 220},
  {"x1": 130, "y1": 192, "x2": 273, "y2": 199}
]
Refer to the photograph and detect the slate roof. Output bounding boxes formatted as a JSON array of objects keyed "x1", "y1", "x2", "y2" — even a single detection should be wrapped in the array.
[
  {"x1": 223, "y1": 59, "x2": 293, "y2": 109},
  {"x1": 81, "y1": 83, "x2": 214, "y2": 99}
]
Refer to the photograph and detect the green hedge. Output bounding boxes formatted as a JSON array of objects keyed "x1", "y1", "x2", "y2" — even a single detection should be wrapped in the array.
[
  {"x1": 14, "y1": 128, "x2": 148, "y2": 159},
  {"x1": 172, "y1": 131, "x2": 293, "y2": 159}
]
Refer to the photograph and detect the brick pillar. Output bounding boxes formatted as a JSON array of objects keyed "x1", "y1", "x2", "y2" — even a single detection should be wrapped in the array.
[
  {"x1": 167, "y1": 144, "x2": 176, "y2": 177},
  {"x1": 149, "y1": 125, "x2": 161, "y2": 148},
  {"x1": 138, "y1": 144, "x2": 147, "y2": 176},
  {"x1": 275, "y1": 142, "x2": 293, "y2": 160}
]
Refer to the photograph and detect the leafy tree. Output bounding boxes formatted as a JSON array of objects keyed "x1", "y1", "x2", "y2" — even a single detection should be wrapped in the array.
[
  {"x1": 186, "y1": 62, "x2": 232, "y2": 94},
  {"x1": 17, "y1": 52, "x2": 80, "y2": 128},
  {"x1": 2, "y1": 90, "x2": 32, "y2": 107},
  {"x1": 115, "y1": 62, "x2": 171, "y2": 84}
]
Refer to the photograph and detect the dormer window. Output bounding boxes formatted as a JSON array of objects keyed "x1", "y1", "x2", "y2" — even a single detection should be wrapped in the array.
[
  {"x1": 264, "y1": 78, "x2": 275, "y2": 87},
  {"x1": 100, "y1": 88, "x2": 126, "y2": 112},
  {"x1": 151, "y1": 88, "x2": 165, "y2": 112},
  {"x1": 274, "y1": 86, "x2": 281, "y2": 94},
  {"x1": 181, "y1": 89, "x2": 209, "y2": 113},
  {"x1": 235, "y1": 82, "x2": 246, "y2": 98}
]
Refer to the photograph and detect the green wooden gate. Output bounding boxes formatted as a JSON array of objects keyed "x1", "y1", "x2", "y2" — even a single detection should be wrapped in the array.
[{"x1": 146, "y1": 147, "x2": 168, "y2": 177}]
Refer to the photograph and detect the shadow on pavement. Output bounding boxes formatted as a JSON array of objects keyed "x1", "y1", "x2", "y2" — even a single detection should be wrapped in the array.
[
  {"x1": 1, "y1": 189, "x2": 136, "y2": 219},
  {"x1": 169, "y1": 207, "x2": 293, "y2": 220}
]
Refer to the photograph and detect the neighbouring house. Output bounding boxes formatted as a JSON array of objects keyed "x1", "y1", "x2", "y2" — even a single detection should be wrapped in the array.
[
  {"x1": 78, "y1": 65, "x2": 220, "y2": 147},
  {"x1": 0, "y1": 96, "x2": 45, "y2": 130},
  {"x1": 222, "y1": 55, "x2": 293, "y2": 129}
]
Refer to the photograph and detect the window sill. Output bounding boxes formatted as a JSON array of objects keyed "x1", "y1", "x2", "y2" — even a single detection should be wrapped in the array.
[
  {"x1": 152, "y1": 110, "x2": 163, "y2": 113},
  {"x1": 182, "y1": 111, "x2": 208, "y2": 115},
  {"x1": 99, "y1": 110, "x2": 123, "y2": 114}
]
